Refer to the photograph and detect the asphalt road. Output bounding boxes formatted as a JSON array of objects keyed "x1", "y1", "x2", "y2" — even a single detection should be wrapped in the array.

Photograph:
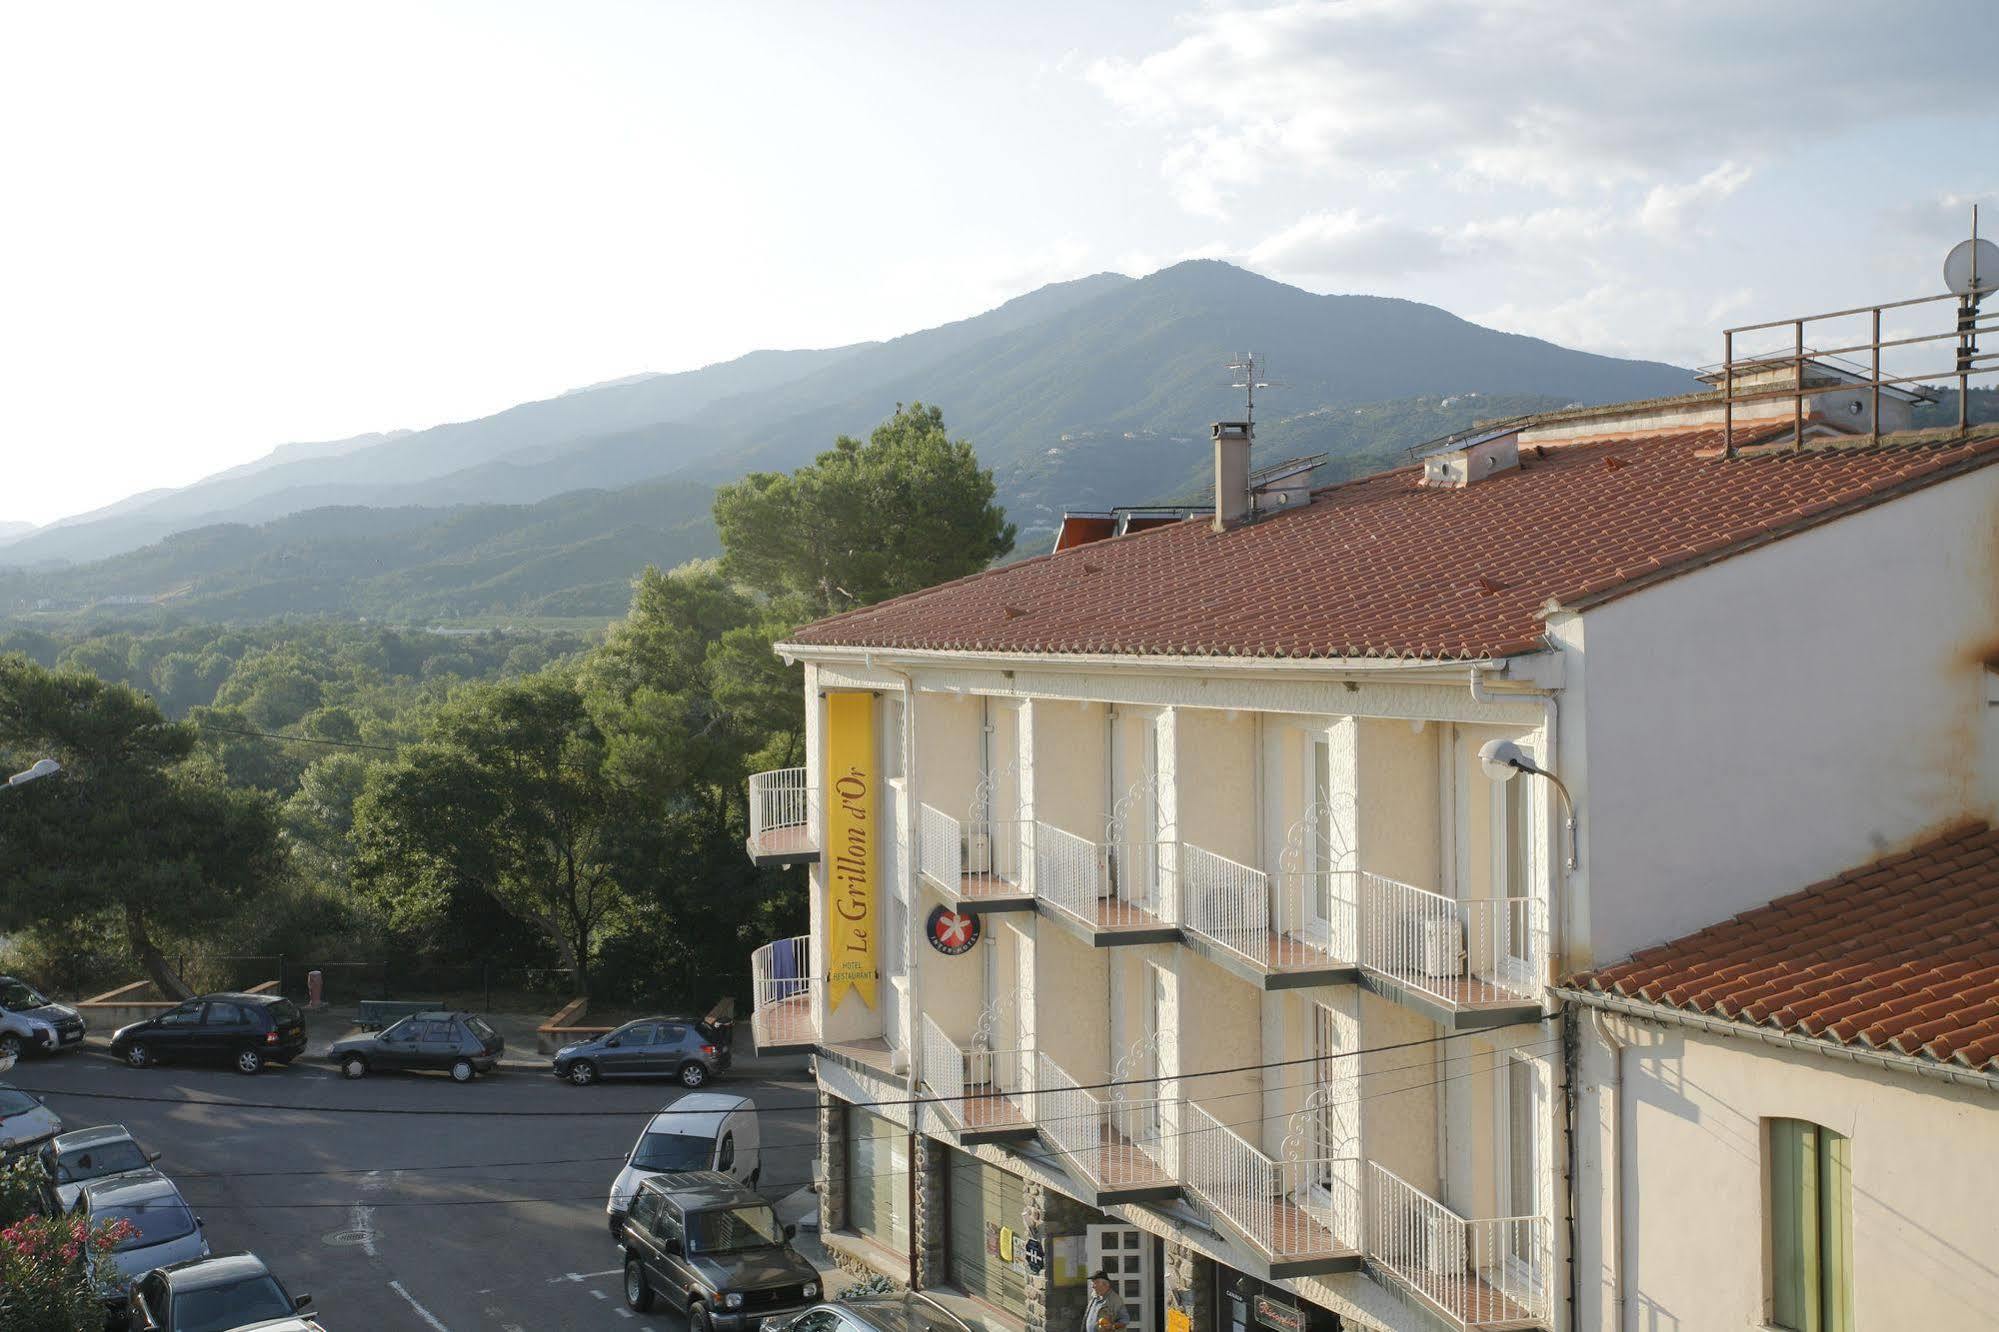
[{"x1": 12, "y1": 1048, "x2": 821, "y2": 1332}]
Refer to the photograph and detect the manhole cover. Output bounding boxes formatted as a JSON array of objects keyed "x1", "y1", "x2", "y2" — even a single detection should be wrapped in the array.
[{"x1": 323, "y1": 1229, "x2": 373, "y2": 1247}]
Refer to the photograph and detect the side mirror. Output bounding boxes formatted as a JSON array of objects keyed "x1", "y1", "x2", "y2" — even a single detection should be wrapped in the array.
[
  {"x1": 294, "y1": 1294, "x2": 313, "y2": 1311},
  {"x1": 605, "y1": 1039, "x2": 621, "y2": 1048},
  {"x1": 783, "y1": 1223, "x2": 797, "y2": 1241},
  {"x1": 145, "y1": 1151, "x2": 161, "y2": 1164}
]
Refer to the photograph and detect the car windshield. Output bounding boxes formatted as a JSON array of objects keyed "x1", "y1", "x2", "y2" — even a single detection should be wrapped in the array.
[
  {"x1": 172, "y1": 1276, "x2": 296, "y2": 1332},
  {"x1": 688, "y1": 1203, "x2": 784, "y2": 1254},
  {"x1": 630, "y1": 1133, "x2": 711, "y2": 1172},
  {"x1": 103, "y1": 1197, "x2": 196, "y2": 1251},
  {"x1": 379, "y1": 1017, "x2": 413, "y2": 1040},
  {"x1": 57, "y1": 1140, "x2": 148, "y2": 1182},
  {"x1": 0, "y1": 981, "x2": 49, "y2": 1010},
  {"x1": 466, "y1": 1016, "x2": 500, "y2": 1043},
  {"x1": 0, "y1": 1088, "x2": 41, "y2": 1117}
]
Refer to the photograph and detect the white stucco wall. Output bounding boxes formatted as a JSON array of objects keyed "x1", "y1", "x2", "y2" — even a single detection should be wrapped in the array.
[
  {"x1": 1176, "y1": 707, "x2": 1259, "y2": 862},
  {"x1": 1575, "y1": 464, "x2": 1999, "y2": 965},
  {"x1": 1575, "y1": 1011, "x2": 1999, "y2": 1332}
]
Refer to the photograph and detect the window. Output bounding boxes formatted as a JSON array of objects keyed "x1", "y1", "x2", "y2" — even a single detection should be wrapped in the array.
[
  {"x1": 688, "y1": 1203, "x2": 783, "y2": 1253},
  {"x1": 657, "y1": 1023, "x2": 689, "y2": 1046},
  {"x1": 631, "y1": 1133, "x2": 711, "y2": 1171},
  {"x1": 158, "y1": 1005, "x2": 203, "y2": 1027},
  {"x1": 615, "y1": 1023, "x2": 655, "y2": 1046},
  {"x1": 1768, "y1": 1119, "x2": 1853, "y2": 1332},
  {"x1": 717, "y1": 1131, "x2": 736, "y2": 1172},
  {"x1": 628, "y1": 1191, "x2": 660, "y2": 1232}
]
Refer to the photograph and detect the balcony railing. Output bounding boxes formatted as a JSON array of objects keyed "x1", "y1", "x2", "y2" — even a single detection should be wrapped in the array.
[
  {"x1": 1182, "y1": 1103, "x2": 1360, "y2": 1264},
  {"x1": 1035, "y1": 1053, "x2": 1176, "y2": 1195},
  {"x1": 749, "y1": 935, "x2": 818, "y2": 1052},
  {"x1": 1358, "y1": 876, "x2": 1545, "y2": 1011},
  {"x1": 1366, "y1": 1164, "x2": 1551, "y2": 1330},
  {"x1": 746, "y1": 768, "x2": 817, "y2": 864},
  {"x1": 1034, "y1": 823, "x2": 1170, "y2": 932},
  {"x1": 920, "y1": 1014, "x2": 1033, "y2": 1137},
  {"x1": 919, "y1": 804, "x2": 1030, "y2": 904},
  {"x1": 1177, "y1": 843, "x2": 1359, "y2": 975}
]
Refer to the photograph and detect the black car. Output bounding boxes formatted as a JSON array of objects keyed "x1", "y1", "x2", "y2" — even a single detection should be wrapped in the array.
[
  {"x1": 781, "y1": 1293, "x2": 973, "y2": 1332},
  {"x1": 552, "y1": 1014, "x2": 733, "y2": 1088},
  {"x1": 327, "y1": 1011, "x2": 504, "y2": 1082},
  {"x1": 126, "y1": 1251, "x2": 319, "y2": 1331},
  {"x1": 111, "y1": 994, "x2": 307, "y2": 1076},
  {"x1": 619, "y1": 1171, "x2": 819, "y2": 1330}
]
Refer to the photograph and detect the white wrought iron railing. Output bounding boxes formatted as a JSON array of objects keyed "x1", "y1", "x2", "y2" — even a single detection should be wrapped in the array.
[
  {"x1": 922, "y1": 1014, "x2": 1031, "y2": 1129},
  {"x1": 1033, "y1": 822, "x2": 1169, "y2": 928},
  {"x1": 1358, "y1": 875, "x2": 1546, "y2": 1008},
  {"x1": 747, "y1": 767, "x2": 815, "y2": 855},
  {"x1": 1177, "y1": 843, "x2": 1361, "y2": 972},
  {"x1": 1182, "y1": 1103, "x2": 1360, "y2": 1260},
  {"x1": 749, "y1": 934, "x2": 817, "y2": 1049},
  {"x1": 919, "y1": 804, "x2": 1031, "y2": 892},
  {"x1": 1366, "y1": 1163, "x2": 1551, "y2": 1329},
  {"x1": 1035, "y1": 1053, "x2": 1175, "y2": 1188},
  {"x1": 919, "y1": 803, "x2": 962, "y2": 890}
]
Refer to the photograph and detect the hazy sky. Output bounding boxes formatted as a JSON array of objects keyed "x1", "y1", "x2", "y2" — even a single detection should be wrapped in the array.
[{"x1": 3, "y1": 1, "x2": 1994, "y2": 525}]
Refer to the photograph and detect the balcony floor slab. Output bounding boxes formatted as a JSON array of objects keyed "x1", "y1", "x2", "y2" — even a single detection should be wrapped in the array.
[
  {"x1": 1181, "y1": 931, "x2": 1361, "y2": 991},
  {"x1": 940, "y1": 871, "x2": 1036, "y2": 915},
  {"x1": 1357, "y1": 970, "x2": 1543, "y2": 1032},
  {"x1": 747, "y1": 824, "x2": 820, "y2": 867},
  {"x1": 1037, "y1": 899, "x2": 1181, "y2": 949},
  {"x1": 1366, "y1": 1257, "x2": 1548, "y2": 1331}
]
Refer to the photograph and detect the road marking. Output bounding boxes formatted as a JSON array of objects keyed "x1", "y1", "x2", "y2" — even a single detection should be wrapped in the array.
[
  {"x1": 617, "y1": 1310, "x2": 634, "y2": 1319},
  {"x1": 388, "y1": 1279, "x2": 452, "y2": 1331},
  {"x1": 349, "y1": 1201, "x2": 378, "y2": 1257},
  {"x1": 549, "y1": 1268, "x2": 622, "y2": 1283},
  {"x1": 590, "y1": 1288, "x2": 609, "y2": 1300}
]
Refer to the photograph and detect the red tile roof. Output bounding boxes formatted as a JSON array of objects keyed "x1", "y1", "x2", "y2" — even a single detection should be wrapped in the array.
[
  {"x1": 1567, "y1": 823, "x2": 1999, "y2": 1075},
  {"x1": 787, "y1": 424, "x2": 1999, "y2": 661}
]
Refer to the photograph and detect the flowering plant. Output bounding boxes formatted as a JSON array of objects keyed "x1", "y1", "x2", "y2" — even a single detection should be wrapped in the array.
[{"x1": 0, "y1": 1159, "x2": 138, "y2": 1332}]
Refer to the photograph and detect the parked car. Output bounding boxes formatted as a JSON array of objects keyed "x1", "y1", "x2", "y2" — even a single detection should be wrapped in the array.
[
  {"x1": 607, "y1": 1093, "x2": 761, "y2": 1237},
  {"x1": 125, "y1": 1251, "x2": 320, "y2": 1331},
  {"x1": 617, "y1": 1171, "x2": 818, "y2": 1329},
  {"x1": 37, "y1": 1123, "x2": 161, "y2": 1211},
  {"x1": 0, "y1": 973, "x2": 87, "y2": 1060},
  {"x1": 111, "y1": 993, "x2": 307, "y2": 1075},
  {"x1": 0, "y1": 1081, "x2": 63, "y2": 1159},
  {"x1": 553, "y1": 1015, "x2": 732, "y2": 1088},
  {"x1": 75, "y1": 1170, "x2": 208, "y2": 1313},
  {"x1": 327, "y1": 1011, "x2": 503, "y2": 1082},
  {"x1": 778, "y1": 1293, "x2": 973, "y2": 1332}
]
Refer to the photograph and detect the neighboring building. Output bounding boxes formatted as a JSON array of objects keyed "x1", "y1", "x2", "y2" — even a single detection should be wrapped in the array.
[
  {"x1": 1562, "y1": 824, "x2": 1999, "y2": 1332},
  {"x1": 743, "y1": 343, "x2": 1999, "y2": 1329}
]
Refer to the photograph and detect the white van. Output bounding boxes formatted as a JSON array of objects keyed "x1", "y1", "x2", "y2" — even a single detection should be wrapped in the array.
[{"x1": 606, "y1": 1092, "x2": 761, "y2": 1237}]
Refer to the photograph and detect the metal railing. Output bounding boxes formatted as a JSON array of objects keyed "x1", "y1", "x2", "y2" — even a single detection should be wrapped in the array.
[
  {"x1": 1035, "y1": 1053, "x2": 1174, "y2": 1188},
  {"x1": 1359, "y1": 876, "x2": 1545, "y2": 1009},
  {"x1": 1183, "y1": 1103, "x2": 1360, "y2": 1260},
  {"x1": 747, "y1": 768, "x2": 816, "y2": 856},
  {"x1": 1033, "y1": 823, "x2": 1169, "y2": 928},
  {"x1": 1177, "y1": 843, "x2": 1360, "y2": 970},
  {"x1": 920, "y1": 804, "x2": 1030, "y2": 892},
  {"x1": 919, "y1": 803, "x2": 962, "y2": 890},
  {"x1": 921, "y1": 1014, "x2": 1031, "y2": 1129},
  {"x1": 749, "y1": 935, "x2": 817, "y2": 1050},
  {"x1": 1366, "y1": 1164, "x2": 1551, "y2": 1329}
]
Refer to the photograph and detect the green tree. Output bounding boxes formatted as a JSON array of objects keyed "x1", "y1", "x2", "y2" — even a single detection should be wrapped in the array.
[
  {"x1": 350, "y1": 672, "x2": 630, "y2": 993},
  {"x1": 0, "y1": 655, "x2": 285, "y2": 1000},
  {"x1": 712, "y1": 402, "x2": 1014, "y2": 616}
]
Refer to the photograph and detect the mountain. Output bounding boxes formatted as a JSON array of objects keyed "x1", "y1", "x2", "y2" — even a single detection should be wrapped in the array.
[
  {"x1": 2, "y1": 261, "x2": 1694, "y2": 572},
  {"x1": 0, "y1": 522, "x2": 32, "y2": 540},
  {"x1": 0, "y1": 480, "x2": 717, "y2": 621}
]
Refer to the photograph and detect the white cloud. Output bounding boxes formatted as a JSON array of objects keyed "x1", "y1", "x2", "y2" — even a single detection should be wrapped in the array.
[
  {"x1": 1637, "y1": 162, "x2": 1754, "y2": 238},
  {"x1": 1246, "y1": 209, "x2": 1458, "y2": 279}
]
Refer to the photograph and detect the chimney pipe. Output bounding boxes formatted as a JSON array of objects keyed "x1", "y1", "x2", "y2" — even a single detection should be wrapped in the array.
[{"x1": 1212, "y1": 421, "x2": 1251, "y2": 530}]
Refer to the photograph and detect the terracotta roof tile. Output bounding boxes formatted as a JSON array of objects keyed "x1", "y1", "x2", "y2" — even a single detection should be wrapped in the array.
[
  {"x1": 1568, "y1": 824, "x2": 1999, "y2": 1076},
  {"x1": 787, "y1": 424, "x2": 1999, "y2": 661}
]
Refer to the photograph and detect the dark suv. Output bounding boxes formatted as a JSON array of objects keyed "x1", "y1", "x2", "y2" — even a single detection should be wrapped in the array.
[
  {"x1": 553, "y1": 1015, "x2": 732, "y2": 1088},
  {"x1": 111, "y1": 993, "x2": 306, "y2": 1075},
  {"x1": 618, "y1": 1171, "x2": 818, "y2": 1330},
  {"x1": 327, "y1": 1011, "x2": 504, "y2": 1082}
]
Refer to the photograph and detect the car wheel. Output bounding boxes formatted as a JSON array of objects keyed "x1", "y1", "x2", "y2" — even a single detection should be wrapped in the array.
[
  {"x1": 567, "y1": 1060, "x2": 597, "y2": 1087},
  {"x1": 235, "y1": 1047, "x2": 265, "y2": 1075},
  {"x1": 450, "y1": 1058, "x2": 475, "y2": 1083},
  {"x1": 677, "y1": 1060, "x2": 709, "y2": 1089},
  {"x1": 123, "y1": 1042, "x2": 151, "y2": 1069},
  {"x1": 342, "y1": 1055, "x2": 368, "y2": 1079},
  {"x1": 0, "y1": 1033, "x2": 22, "y2": 1061},
  {"x1": 689, "y1": 1300, "x2": 713, "y2": 1332},
  {"x1": 624, "y1": 1257, "x2": 654, "y2": 1312}
]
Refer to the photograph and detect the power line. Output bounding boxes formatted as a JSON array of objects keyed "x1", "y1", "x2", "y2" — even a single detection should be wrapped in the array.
[{"x1": 194, "y1": 722, "x2": 401, "y2": 752}]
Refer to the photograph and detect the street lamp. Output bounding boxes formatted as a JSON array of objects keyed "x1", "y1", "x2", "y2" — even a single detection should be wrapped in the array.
[
  {"x1": 1478, "y1": 738, "x2": 1579, "y2": 870},
  {"x1": 5, "y1": 758, "x2": 60, "y2": 789}
]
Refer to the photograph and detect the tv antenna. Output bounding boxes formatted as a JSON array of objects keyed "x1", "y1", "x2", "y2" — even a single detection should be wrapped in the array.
[{"x1": 1226, "y1": 352, "x2": 1285, "y2": 431}]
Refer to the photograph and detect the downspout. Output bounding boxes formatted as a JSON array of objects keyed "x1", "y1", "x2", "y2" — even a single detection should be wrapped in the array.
[
  {"x1": 1591, "y1": 1006, "x2": 1632, "y2": 1332},
  {"x1": 887, "y1": 666, "x2": 922, "y2": 1101}
]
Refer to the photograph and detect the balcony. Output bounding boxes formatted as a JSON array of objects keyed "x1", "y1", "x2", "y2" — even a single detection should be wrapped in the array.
[
  {"x1": 749, "y1": 935, "x2": 818, "y2": 1055},
  {"x1": 918, "y1": 1015, "x2": 1036, "y2": 1146},
  {"x1": 1181, "y1": 1103, "x2": 1362, "y2": 1279},
  {"x1": 1032, "y1": 823, "x2": 1178, "y2": 946},
  {"x1": 1365, "y1": 1164, "x2": 1552, "y2": 1331},
  {"x1": 919, "y1": 804, "x2": 1033, "y2": 914},
  {"x1": 746, "y1": 768, "x2": 817, "y2": 866},
  {"x1": 1357, "y1": 877, "x2": 1545, "y2": 1029},
  {"x1": 1034, "y1": 1053, "x2": 1180, "y2": 1205},
  {"x1": 1176, "y1": 843, "x2": 1360, "y2": 989}
]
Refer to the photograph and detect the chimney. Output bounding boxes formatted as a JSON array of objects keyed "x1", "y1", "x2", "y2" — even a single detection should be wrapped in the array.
[{"x1": 1212, "y1": 421, "x2": 1251, "y2": 529}]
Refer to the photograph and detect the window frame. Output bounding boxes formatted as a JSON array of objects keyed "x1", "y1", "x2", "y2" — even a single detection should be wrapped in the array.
[{"x1": 1766, "y1": 1117, "x2": 1853, "y2": 1332}]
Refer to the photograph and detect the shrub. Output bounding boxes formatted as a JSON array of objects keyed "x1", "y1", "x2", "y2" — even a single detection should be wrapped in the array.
[{"x1": 0, "y1": 1200, "x2": 136, "y2": 1331}]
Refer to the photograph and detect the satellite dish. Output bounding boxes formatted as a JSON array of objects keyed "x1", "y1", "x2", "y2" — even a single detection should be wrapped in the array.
[{"x1": 1944, "y1": 237, "x2": 1999, "y2": 298}]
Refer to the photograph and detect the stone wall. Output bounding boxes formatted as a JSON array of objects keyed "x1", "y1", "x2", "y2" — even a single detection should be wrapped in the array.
[
  {"x1": 819, "y1": 1095, "x2": 848, "y2": 1234},
  {"x1": 912, "y1": 1136, "x2": 949, "y2": 1288},
  {"x1": 1164, "y1": 1240, "x2": 1215, "y2": 1332},
  {"x1": 1024, "y1": 1177, "x2": 1099, "y2": 1332}
]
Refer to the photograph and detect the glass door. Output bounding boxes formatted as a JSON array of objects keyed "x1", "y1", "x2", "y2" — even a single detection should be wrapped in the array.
[{"x1": 1496, "y1": 1053, "x2": 1545, "y2": 1289}]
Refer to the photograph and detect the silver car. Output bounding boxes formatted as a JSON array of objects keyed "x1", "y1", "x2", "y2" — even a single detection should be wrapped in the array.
[
  {"x1": 74, "y1": 1169, "x2": 209, "y2": 1308},
  {"x1": 36, "y1": 1123, "x2": 161, "y2": 1211},
  {"x1": 0, "y1": 1081, "x2": 63, "y2": 1158},
  {"x1": 0, "y1": 975, "x2": 87, "y2": 1060}
]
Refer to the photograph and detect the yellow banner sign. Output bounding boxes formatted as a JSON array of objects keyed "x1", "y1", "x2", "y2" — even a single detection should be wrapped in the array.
[{"x1": 824, "y1": 691, "x2": 878, "y2": 1009}]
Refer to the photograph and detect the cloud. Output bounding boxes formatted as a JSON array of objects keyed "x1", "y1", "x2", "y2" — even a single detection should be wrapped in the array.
[
  {"x1": 1636, "y1": 161, "x2": 1753, "y2": 238},
  {"x1": 1088, "y1": 1, "x2": 1988, "y2": 218},
  {"x1": 1246, "y1": 209, "x2": 1459, "y2": 279}
]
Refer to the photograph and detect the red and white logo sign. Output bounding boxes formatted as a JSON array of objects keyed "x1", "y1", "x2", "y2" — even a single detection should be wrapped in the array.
[{"x1": 926, "y1": 905, "x2": 982, "y2": 955}]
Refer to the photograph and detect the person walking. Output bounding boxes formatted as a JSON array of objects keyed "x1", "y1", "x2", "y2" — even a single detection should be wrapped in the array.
[{"x1": 1085, "y1": 1270, "x2": 1131, "y2": 1332}]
